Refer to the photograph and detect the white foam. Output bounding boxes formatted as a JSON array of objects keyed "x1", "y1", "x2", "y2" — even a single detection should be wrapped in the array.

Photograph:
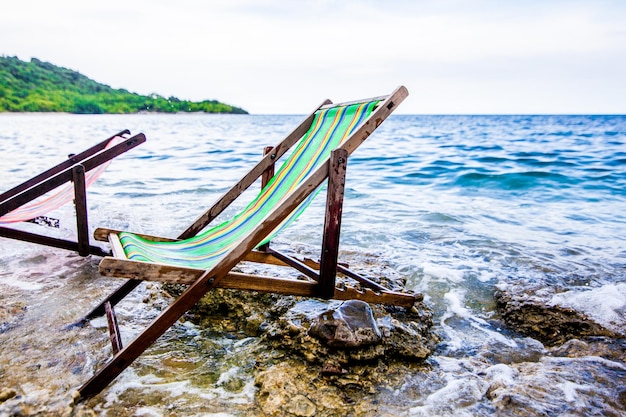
[
  {"x1": 216, "y1": 366, "x2": 240, "y2": 387},
  {"x1": 484, "y1": 363, "x2": 518, "y2": 386},
  {"x1": 422, "y1": 263, "x2": 465, "y2": 283},
  {"x1": 135, "y1": 406, "x2": 163, "y2": 417},
  {"x1": 444, "y1": 289, "x2": 480, "y2": 321},
  {"x1": 408, "y1": 373, "x2": 484, "y2": 417},
  {"x1": 556, "y1": 381, "x2": 590, "y2": 405},
  {"x1": 548, "y1": 283, "x2": 626, "y2": 335},
  {"x1": 103, "y1": 362, "x2": 256, "y2": 411},
  {"x1": 442, "y1": 289, "x2": 518, "y2": 348},
  {"x1": 0, "y1": 275, "x2": 44, "y2": 290}
]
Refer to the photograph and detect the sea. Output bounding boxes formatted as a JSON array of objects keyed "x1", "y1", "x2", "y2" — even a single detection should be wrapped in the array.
[{"x1": 0, "y1": 112, "x2": 625, "y2": 416}]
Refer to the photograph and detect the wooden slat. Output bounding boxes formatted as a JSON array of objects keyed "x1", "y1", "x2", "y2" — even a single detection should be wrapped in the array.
[
  {"x1": 332, "y1": 286, "x2": 418, "y2": 308},
  {"x1": 107, "y1": 233, "x2": 126, "y2": 259},
  {"x1": 178, "y1": 101, "x2": 331, "y2": 240},
  {"x1": 318, "y1": 148, "x2": 347, "y2": 298},
  {"x1": 244, "y1": 251, "x2": 387, "y2": 293},
  {"x1": 0, "y1": 226, "x2": 109, "y2": 257},
  {"x1": 267, "y1": 249, "x2": 319, "y2": 281},
  {"x1": 242, "y1": 250, "x2": 291, "y2": 266},
  {"x1": 72, "y1": 164, "x2": 90, "y2": 257},
  {"x1": 336, "y1": 264, "x2": 387, "y2": 293},
  {"x1": 319, "y1": 94, "x2": 388, "y2": 109},
  {"x1": 0, "y1": 133, "x2": 146, "y2": 217},
  {"x1": 0, "y1": 130, "x2": 129, "y2": 203},
  {"x1": 94, "y1": 228, "x2": 178, "y2": 243},
  {"x1": 80, "y1": 280, "x2": 140, "y2": 322},
  {"x1": 99, "y1": 256, "x2": 417, "y2": 305}
]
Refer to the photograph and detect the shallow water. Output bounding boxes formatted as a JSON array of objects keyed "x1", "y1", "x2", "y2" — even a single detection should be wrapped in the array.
[{"x1": 0, "y1": 113, "x2": 625, "y2": 416}]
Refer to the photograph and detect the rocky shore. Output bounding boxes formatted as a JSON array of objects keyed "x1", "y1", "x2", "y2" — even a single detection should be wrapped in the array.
[
  {"x1": 1, "y1": 253, "x2": 624, "y2": 416},
  {"x1": 162, "y1": 257, "x2": 439, "y2": 416}
]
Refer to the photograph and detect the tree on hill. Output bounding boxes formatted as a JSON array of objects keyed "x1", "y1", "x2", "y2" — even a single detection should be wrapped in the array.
[{"x1": 0, "y1": 56, "x2": 248, "y2": 114}]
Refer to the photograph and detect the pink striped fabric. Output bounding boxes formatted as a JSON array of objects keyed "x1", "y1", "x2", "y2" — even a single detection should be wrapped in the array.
[{"x1": 0, "y1": 136, "x2": 124, "y2": 225}]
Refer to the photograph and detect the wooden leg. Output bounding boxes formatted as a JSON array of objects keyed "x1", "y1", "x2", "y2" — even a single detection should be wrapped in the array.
[
  {"x1": 80, "y1": 280, "x2": 142, "y2": 322},
  {"x1": 72, "y1": 164, "x2": 90, "y2": 257},
  {"x1": 78, "y1": 269, "x2": 218, "y2": 399},
  {"x1": 318, "y1": 148, "x2": 348, "y2": 299},
  {"x1": 105, "y1": 302, "x2": 123, "y2": 354}
]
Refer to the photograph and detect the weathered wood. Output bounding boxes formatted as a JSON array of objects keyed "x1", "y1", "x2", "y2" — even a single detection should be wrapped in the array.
[
  {"x1": 72, "y1": 164, "x2": 90, "y2": 257},
  {"x1": 242, "y1": 250, "x2": 291, "y2": 266},
  {"x1": 104, "y1": 302, "x2": 123, "y2": 354},
  {"x1": 78, "y1": 268, "x2": 215, "y2": 399},
  {"x1": 242, "y1": 250, "x2": 338, "y2": 271},
  {"x1": 178, "y1": 102, "x2": 330, "y2": 240},
  {"x1": 232, "y1": 250, "x2": 386, "y2": 293},
  {"x1": 318, "y1": 148, "x2": 347, "y2": 298},
  {"x1": 319, "y1": 95, "x2": 387, "y2": 109},
  {"x1": 99, "y1": 257, "x2": 417, "y2": 305},
  {"x1": 0, "y1": 226, "x2": 109, "y2": 257},
  {"x1": 94, "y1": 228, "x2": 178, "y2": 243},
  {"x1": 336, "y1": 264, "x2": 387, "y2": 293},
  {"x1": 101, "y1": 258, "x2": 316, "y2": 292},
  {"x1": 79, "y1": 87, "x2": 412, "y2": 399},
  {"x1": 108, "y1": 233, "x2": 126, "y2": 259},
  {"x1": 338, "y1": 86, "x2": 408, "y2": 158},
  {"x1": 0, "y1": 133, "x2": 146, "y2": 217},
  {"x1": 333, "y1": 286, "x2": 418, "y2": 307},
  {"x1": 266, "y1": 249, "x2": 319, "y2": 281},
  {"x1": 81, "y1": 280, "x2": 139, "y2": 322},
  {"x1": 0, "y1": 130, "x2": 129, "y2": 203}
]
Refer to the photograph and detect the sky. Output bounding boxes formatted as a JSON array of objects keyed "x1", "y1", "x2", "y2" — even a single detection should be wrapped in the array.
[{"x1": 2, "y1": 0, "x2": 625, "y2": 114}]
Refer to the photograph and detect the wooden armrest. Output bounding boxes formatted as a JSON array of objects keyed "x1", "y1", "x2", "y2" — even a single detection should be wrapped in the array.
[{"x1": 94, "y1": 227, "x2": 179, "y2": 243}]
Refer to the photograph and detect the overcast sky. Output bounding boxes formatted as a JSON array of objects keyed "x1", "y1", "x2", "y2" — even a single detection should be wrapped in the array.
[{"x1": 2, "y1": 0, "x2": 625, "y2": 114}]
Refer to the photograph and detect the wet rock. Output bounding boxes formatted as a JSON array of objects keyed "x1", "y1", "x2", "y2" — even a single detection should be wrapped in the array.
[
  {"x1": 162, "y1": 285, "x2": 293, "y2": 337},
  {"x1": 165, "y1": 254, "x2": 438, "y2": 416},
  {"x1": 0, "y1": 387, "x2": 17, "y2": 402},
  {"x1": 309, "y1": 300, "x2": 381, "y2": 348},
  {"x1": 254, "y1": 358, "x2": 410, "y2": 416},
  {"x1": 263, "y1": 298, "x2": 437, "y2": 365},
  {"x1": 0, "y1": 301, "x2": 27, "y2": 333},
  {"x1": 549, "y1": 337, "x2": 626, "y2": 363},
  {"x1": 495, "y1": 285, "x2": 622, "y2": 346},
  {"x1": 285, "y1": 394, "x2": 317, "y2": 417}
]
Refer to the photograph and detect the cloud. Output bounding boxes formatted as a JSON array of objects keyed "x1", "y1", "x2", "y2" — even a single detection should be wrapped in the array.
[{"x1": 2, "y1": 0, "x2": 625, "y2": 113}]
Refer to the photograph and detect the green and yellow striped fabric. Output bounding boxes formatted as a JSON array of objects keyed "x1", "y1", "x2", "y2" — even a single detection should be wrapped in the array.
[{"x1": 118, "y1": 100, "x2": 379, "y2": 269}]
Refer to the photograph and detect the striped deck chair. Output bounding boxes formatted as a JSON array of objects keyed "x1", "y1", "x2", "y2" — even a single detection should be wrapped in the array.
[
  {"x1": 0, "y1": 131, "x2": 146, "y2": 256},
  {"x1": 78, "y1": 86, "x2": 420, "y2": 398}
]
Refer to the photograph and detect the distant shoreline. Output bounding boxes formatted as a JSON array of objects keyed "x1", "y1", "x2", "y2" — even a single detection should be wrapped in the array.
[{"x1": 0, "y1": 56, "x2": 248, "y2": 114}]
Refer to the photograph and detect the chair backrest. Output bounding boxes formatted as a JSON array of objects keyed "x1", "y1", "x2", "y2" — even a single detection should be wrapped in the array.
[
  {"x1": 0, "y1": 136, "x2": 126, "y2": 225},
  {"x1": 119, "y1": 100, "x2": 380, "y2": 268}
]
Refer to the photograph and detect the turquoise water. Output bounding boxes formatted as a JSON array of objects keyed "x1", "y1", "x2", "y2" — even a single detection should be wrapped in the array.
[{"x1": 0, "y1": 113, "x2": 625, "y2": 415}]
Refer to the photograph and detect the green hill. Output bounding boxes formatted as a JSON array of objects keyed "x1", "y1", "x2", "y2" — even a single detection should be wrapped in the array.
[{"x1": 0, "y1": 56, "x2": 247, "y2": 114}]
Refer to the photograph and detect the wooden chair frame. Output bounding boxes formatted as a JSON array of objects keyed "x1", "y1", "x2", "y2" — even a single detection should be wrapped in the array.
[
  {"x1": 0, "y1": 131, "x2": 146, "y2": 256},
  {"x1": 77, "y1": 86, "x2": 419, "y2": 399}
]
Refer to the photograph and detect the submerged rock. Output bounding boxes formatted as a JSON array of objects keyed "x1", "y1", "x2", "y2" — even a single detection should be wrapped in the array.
[
  {"x1": 309, "y1": 300, "x2": 382, "y2": 348},
  {"x1": 263, "y1": 298, "x2": 436, "y2": 365},
  {"x1": 495, "y1": 285, "x2": 623, "y2": 346}
]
